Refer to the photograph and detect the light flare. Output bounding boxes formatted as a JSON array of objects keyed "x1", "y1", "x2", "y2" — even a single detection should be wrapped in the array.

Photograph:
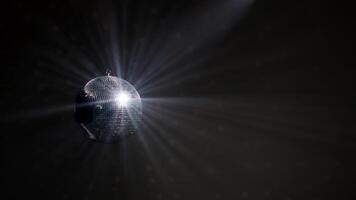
[{"x1": 115, "y1": 91, "x2": 131, "y2": 107}]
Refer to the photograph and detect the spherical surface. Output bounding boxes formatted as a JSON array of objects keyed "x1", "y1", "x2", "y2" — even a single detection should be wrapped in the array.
[{"x1": 75, "y1": 76, "x2": 142, "y2": 143}]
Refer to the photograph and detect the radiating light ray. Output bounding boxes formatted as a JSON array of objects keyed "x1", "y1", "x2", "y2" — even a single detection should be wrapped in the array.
[
  {"x1": 140, "y1": 100, "x2": 239, "y2": 185},
  {"x1": 125, "y1": 12, "x2": 162, "y2": 83},
  {"x1": 142, "y1": 99, "x2": 219, "y2": 144},
  {"x1": 30, "y1": 14, "x2": 104, "y2": 80},
  {"x1": 136, "y1": 120, "x2": 170, "y2": 184},
  {"x1": 142, "y1": 99, "x2": 215, "y2": 145},
  {"x1": 103, "y1": 2, "x2": 123, "y2": 78},
  {"x1": 127, "y1": 5, "x2": 182, "y2": 85},
  {"x1": 51, "y1": 36, "x2": 103, "y2": 78},
  {"x1": 10, "y1": 0, "x2": 255, "y2": 128},
  {"x1": 132, "y1": 0, "x2": 254, "y2": 90},
  {"x1": 141, "y1": 96, "x2": 348, "y2": 147},
  {"x1": 140, "y1": 111, "x2": 201, "y2": 182},
  {"x1": 3, "y1": 96, "x2": 131, "y2": 122},
  {"x1": 38, "y1": 48, "x2": 94, "y2": 82},
  {"x1": 137, "y1": 66, "x2": 217, "y2": 95},
  {"x1": 35, "y1": 23, "x2": 104, "y2": 80},
  {"x1": 140, "y1": 95, "x2": 352, "y2": 190}
]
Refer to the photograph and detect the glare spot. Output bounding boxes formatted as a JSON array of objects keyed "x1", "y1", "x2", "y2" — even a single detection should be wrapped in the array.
[{"x1": 115, "y1": 91, "x2": 130, "y2": 107}]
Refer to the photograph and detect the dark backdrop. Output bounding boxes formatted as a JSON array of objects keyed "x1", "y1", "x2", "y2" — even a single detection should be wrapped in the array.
[{"x1": 0, "y1": 0, "x2": 353, "y2": 200}]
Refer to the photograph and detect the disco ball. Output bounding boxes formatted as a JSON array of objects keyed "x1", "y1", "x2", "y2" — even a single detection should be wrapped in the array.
[{"x1": 75, "y1": 76, "x2": 142, "y2": 143}]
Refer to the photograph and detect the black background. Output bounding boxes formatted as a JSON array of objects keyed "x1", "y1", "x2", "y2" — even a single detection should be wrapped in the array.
[{"x1": 0, "y1": 0, "x2": 353, "y2": 199}]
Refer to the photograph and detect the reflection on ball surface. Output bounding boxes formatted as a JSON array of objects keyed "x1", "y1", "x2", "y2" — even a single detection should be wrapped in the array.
[{"x1": 75, "y1": 76, "x2": 142, "y2": 143}]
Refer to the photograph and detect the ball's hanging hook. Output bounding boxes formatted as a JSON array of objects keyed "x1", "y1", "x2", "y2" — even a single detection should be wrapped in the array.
[{"x1": 106, "y1": 69, "x2": 112, "y2": 76}]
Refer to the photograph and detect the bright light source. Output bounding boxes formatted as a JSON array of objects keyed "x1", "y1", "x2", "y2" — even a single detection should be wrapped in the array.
[{"x1": 115, "y1": 91, "x2": 130, "y2": 107}]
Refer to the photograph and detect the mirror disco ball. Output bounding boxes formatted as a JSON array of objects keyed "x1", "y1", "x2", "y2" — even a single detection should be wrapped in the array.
[{"x1": 75, "y1": 76, "x2": 142, "y2": 143}]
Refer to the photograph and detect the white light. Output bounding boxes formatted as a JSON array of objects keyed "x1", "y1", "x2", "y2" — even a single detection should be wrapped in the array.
[{"x1": 115, "y1": 91, "x2": 130, "y2": 107}]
